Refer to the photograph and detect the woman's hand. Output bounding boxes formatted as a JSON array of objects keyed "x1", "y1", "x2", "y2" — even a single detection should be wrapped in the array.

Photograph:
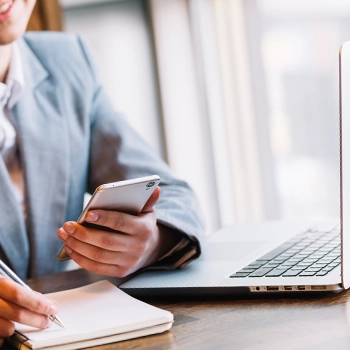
[
  {"x1": 57, "y1": 186, "x2": 176, "y2": 277},
  {"x1": 0, "y1": 278, "x2": 58, "y2": 347}
]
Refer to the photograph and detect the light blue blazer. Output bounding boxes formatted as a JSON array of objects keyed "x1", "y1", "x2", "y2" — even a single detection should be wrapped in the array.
[{"x1": 0, "y1": 32, "x2": 204, "y2": 279}]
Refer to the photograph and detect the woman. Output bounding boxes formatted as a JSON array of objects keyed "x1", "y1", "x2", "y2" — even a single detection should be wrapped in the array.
[{"x1": 0, "y1": 0, "x2": 204, "y2": 343}]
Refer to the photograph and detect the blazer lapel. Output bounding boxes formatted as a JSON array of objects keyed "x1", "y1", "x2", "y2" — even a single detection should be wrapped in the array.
[{"x1": 12, "y1": 38, "x2": 70, "y2": 278}]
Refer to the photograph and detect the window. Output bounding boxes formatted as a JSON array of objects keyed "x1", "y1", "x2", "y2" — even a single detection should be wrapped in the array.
[
  {"x1": 256, "y1": 0, "x2": 343, "y2": 220},
  {"x1": 183, "y1": 0, "x2": 343, "y2": 227}
]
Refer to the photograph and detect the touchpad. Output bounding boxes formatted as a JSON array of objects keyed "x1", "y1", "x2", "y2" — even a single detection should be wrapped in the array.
[{"x1": 201, "y1": 242, "x2": 266, "y2": 261}]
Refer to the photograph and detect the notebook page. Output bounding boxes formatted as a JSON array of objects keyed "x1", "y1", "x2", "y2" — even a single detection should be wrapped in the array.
[{"x1": 16, "y1": 281, "x2": 173, "y2": 349}]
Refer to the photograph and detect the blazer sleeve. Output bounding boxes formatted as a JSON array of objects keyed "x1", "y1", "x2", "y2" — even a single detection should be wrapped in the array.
[{"x1": 76, "y1": 36, "x2": 206, "y2": 269}]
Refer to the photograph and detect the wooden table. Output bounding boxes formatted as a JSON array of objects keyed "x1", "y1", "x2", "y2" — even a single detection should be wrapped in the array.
[{"x1": 5, "y1": 269, "x2": 350, "y2": 350}]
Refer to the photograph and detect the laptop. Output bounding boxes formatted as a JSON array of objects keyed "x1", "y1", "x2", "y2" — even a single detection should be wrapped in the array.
[{"x1": 120, "y1": 41, "x2": 350, "y2": 296}]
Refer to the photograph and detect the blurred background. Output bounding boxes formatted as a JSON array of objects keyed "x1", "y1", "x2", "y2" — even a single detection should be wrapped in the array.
[{"x1": 29, "y1": 0, "x2": 347, "y2": 234}]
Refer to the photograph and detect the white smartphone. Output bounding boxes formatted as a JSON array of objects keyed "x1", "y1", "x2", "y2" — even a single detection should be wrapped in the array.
[{"x1": 56, "y1": 175, "x2": 160, "y2": 261}]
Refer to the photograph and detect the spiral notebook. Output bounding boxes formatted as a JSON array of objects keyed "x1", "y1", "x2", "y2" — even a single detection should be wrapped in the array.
[{"x1": 5, "y1": 281, "x2": 173, "y2": 350}]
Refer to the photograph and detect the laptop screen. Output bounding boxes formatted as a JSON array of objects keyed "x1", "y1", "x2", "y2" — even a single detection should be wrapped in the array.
[{"x1": 340, "y1": 41, "x2": 350, "y2": 289}]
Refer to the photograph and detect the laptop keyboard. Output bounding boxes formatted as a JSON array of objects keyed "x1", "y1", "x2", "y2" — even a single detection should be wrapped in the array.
[{"x1": 230, "y1": 227, "x2": 341, "y2": 278}]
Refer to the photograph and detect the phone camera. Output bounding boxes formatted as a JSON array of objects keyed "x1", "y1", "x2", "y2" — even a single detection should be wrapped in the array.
[{"x1": 146, "y1": 181, "x2": 155, "y2": 188}]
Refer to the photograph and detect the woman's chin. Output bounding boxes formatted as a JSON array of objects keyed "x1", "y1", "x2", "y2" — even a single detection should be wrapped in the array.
[{"x1": 0, "y1": 23, "x2": 26, "y2": 45}]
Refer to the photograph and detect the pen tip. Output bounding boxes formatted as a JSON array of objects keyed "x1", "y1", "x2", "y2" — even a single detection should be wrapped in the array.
[{"x1": 50, "y1": 315, "x2": 66, "y2": 329}]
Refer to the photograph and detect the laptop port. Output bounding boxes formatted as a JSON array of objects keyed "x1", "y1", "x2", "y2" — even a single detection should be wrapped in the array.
[
  {"x1": 297, "y1": 286, "x2": 305, "y2": 291},
  {"x1": 284, "y1": 286, "x2": 292, "y2": 291},
  {"x1": 311, "y1": 285, "x2": 327, "y2": 291},
  {"x1": 267, "y1": 286, "x2": 279, "y2": 291}
]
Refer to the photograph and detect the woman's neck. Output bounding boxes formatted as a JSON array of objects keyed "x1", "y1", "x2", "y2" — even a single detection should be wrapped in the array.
[{"x1": 0, "y1": 44, "x2": 12, "y2": 83}]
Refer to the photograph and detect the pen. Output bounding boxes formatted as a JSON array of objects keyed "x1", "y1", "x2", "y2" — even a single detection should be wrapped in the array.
[{"x1": 0, "y1": 259, "x2": 66, "y2": 329}]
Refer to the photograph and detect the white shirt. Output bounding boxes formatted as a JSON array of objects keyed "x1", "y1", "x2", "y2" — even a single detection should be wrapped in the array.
[{"x1": 0, "y1": 42, "x2": 25, "y2": 214}]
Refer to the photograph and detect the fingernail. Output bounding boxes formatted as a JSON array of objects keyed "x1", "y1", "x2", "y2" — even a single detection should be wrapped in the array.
[
  {"x1": 86, "y1": 211, "x2": 99, "y2": 222},
  {"x1": 63, "y1": 222, "x2": 75, "y2": 234},
  {"x1": 65, "y1": 245, "x2": 73, "y2": 254},
  {"x1": 58, "y1": 228, "x2": 68, "y2": 241},
  {"x1": 48, "y1": 303, "x2": 58, "y2": 315}
]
